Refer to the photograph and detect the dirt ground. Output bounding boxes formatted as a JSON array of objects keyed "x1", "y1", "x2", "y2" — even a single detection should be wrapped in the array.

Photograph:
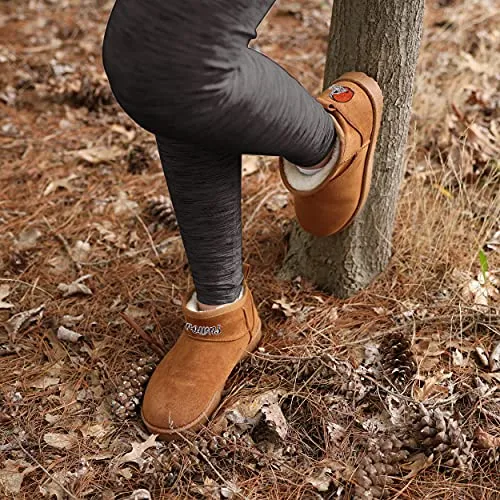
[{"x1": 1, "y1": 0, "x2": 499, "y2": 498}]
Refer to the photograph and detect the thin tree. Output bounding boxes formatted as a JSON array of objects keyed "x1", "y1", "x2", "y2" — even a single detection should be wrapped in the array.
[{"x1": 280, "y1": 0, "x2": 425, "y2": 297}]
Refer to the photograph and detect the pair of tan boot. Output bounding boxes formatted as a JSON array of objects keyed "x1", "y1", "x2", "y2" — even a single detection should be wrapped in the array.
[{"x1": 141, "y1": 72, "x2": 383, "y2": 440}]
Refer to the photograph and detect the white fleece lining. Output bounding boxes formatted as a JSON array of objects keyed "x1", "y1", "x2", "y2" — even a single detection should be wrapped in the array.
[
  {"x1": 282, "y1": 135, "x2": 341, "y2": 192},
  {"x1": 186, "y1": 286, "x2": 245, "y2": 312}
]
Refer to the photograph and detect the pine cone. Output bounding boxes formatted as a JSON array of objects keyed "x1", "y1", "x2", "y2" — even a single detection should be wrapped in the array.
[
  {"x1": 56, "y1": 73, "x2": 114, "y2": 111},
  {"x1": 411, "y1": 405, "x2": 473, "y2": 471},
  {"x1": 380, "y1": 333, "x2": 416, "y2": 389},
  {"x1": 128, "y1": 144, "x2": 152, "y2": 174},
  {"x1": 146, "y1": 195, "x2": 178, "y2": 231},
  {"x1": 110, "y1": 355, "x2": 158, "y2": 419},
  {"x1": 353, "y1": 436, "x2": 408, "y2": 499}
]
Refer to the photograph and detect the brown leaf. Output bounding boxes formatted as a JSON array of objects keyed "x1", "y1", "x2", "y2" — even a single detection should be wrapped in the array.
[
  {"x1": 113, "y1": 191, "x2": 139, "y2": 216},
  {"x1": 43, "y1": 432, "x2": 77, "y2": 450},
  {"x1": 4, "y1": 304, "x2": 45, "y2": 338},
  {"x1": 490, "y1": 342, "x2": 500, "y2": 372},
  {"x1": 0, "y1": 460, "x2": 35, "y2": 495},
  {"x1": 0, "y1": 285, "x2": 14, "y2": 310},
  {"x1": 272, "y1": 297, "x2": 300, "y2": 317},
  {"x1": 401, "y1": 452, "x2": 434, "y2": 479},
  {"x1": 57, "y1": 326, "x2": 82, "y2": 343},
  {"x1": 242, "y1": 155, "x2": 260, "y2": 176},
  {"x1": 261, "y1": 401, "x2": 288, "y2": 440},
  {"x1": 475, "y1": 427, "x2": 500, "y2": 449},
  {"x1": 71, "y1": 145, "x2": 122, "y2": 164},
  {"x1": 16, "y1": 227, "x2": 42, "y2": 250},
  {"x1": 30, "y1": 376, "x2": 60, "y2": 389},
  {"x1": 43, "y1": 173, "x2": 78, "y2": 196},
  {"x1": 114, "y1": 434, "x2": 158, "y2": 468},
  {"x1": 58, "y1": 275, "x2": 93, "y2": 297}
]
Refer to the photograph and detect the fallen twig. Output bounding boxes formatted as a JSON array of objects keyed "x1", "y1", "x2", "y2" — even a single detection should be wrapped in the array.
[{"x1": 120, "y1": 312, "x2": 166, "y2": 357}]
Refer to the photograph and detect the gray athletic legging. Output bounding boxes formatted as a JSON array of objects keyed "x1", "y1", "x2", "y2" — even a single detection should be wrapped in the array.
[{"x1": 101, "y1": 0, "x2": 336, "y2": 305}]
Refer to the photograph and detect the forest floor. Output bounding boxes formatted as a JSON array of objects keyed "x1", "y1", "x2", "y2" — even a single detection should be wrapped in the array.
[{"x1": 1, "y1": 0, "x2": 499, "y2": 498}]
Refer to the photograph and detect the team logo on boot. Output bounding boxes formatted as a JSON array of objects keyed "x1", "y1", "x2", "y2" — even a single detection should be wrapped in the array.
[
  {"x1": 329, "y1": 84, "x2": 354, "y2": 103},
  {"x1": 185, "y1": 322, "x2": 222, "y2": 336}
]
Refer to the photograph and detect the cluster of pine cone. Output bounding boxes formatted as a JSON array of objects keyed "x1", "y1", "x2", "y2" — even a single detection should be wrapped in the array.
[
  {"x1": 380, "y1": 333, "x2": 416, "y2": 389},
  {"x1": 55, "y1": 73, "x2": 114, "y2": 111},
  {"x1": 353, "y1": 435, "x2": 409, "y2": 499},
  {"x1": 128, "y1": 144, "x2": 153, "y2": 174},
  {"x1": 110, "y1": 355, "x2": 158, "y2": 419},
  {"x1": 146, "y1": 195, "x2": 178, "y2": 232},
  {"x1": 410, "y1": 405, "x2": 473, "y2": 470}
]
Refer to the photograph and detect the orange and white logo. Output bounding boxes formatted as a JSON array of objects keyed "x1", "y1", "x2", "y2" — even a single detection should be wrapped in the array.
[{"x1": 329, "y1": 84, "x2": 354, "y2": 103}]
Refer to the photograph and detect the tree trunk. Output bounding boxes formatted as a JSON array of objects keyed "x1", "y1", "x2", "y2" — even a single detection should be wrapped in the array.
[{"x1": 280, "y1": 0, "x2": 424, "y2": 298}]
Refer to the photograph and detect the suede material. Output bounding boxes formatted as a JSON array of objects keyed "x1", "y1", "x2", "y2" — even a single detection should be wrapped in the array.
[
  {"x1": 279, "y1": 72, "x2": 383, "y2": 237},
  {"x1": 141, "y1": 272, "x2": 261, "y2": 438}
]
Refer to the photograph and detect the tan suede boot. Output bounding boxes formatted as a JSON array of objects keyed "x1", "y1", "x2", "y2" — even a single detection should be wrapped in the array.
[
  {"x1": 141, "y1": 265, "x2": 262, "y2": 440},
  {"x1": 279, "y1": 72, "x2": 383, "y2": 237}
]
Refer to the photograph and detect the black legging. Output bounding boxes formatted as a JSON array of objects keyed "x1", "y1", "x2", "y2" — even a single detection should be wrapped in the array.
[{"x1": 101, "y1": 0, "x2": 336, "y2": 305}]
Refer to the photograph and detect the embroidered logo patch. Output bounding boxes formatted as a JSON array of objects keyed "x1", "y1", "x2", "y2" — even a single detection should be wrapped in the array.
[
  {"x1": 185, "y1": 322, "x2": 222, "y2": 336},
  {"x1": 329, "y1": 84, "x2": 354, "y2": 103}
]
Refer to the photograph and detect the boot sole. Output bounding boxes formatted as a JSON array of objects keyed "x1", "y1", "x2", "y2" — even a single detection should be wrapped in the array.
[
  {"x1": 325, "y1": 71, "x2": 383, "y2": 234},
  {"x1": 140, "y1": 320, "x2": 262, "y2": 441}
]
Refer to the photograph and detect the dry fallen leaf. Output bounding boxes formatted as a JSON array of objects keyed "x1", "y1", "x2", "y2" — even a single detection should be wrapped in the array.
[
  {"x1": 307, "y1": 467, "x2": 333, "y2": 492},
  {"x1": 71, "y1": 145, "x2": 122, "y2": 164},
  {"x1": 261, "y1": 401, "x2": 288, "y2": 440},
  {"x1": 452, "y1": 348, "x2": 466, "y2": 367},
  {"x1": 474, "y1": 427, "x2": 500, "y2": 449},
  {"x1": 110, "y1": 123, "x2": 136, "y2": 142},
  {"x1": 39, "y1": 471, "x2": 68, "y2": 500},
  {"x1": 401, "y1": 452, "x2": 434, "y2": 479},
  {"x1": 265, "y1": 192, "x2": 288, "y2": 211},
  {"x1": 490, "y1": 343, "x2": 500, "y2": 372},
  {"x1": 71, "y1": 240, "x2": 91, "y2": 262},
  {"x1": 114, "y1": 434, "x2": 158, "y2": 468},
  {"x1": 327, "y1": 423, "x2": 346, "y2": 446},
  {"x1": 0, "y1": 460, "x2": 35, "y2": 495},
  {"x1": 57, "y1": 326, "x2": 83, "y2": 343},
  {"x1": 61, "y1": 314, "x2": 84, "y2": 327},
  {"x1": 461, "y1": 271, "x2": 498, "y2": 309},
  {"x1": 113, "y1": 191, "x2": 139, "y2": 216},
  {"x1": 0, "y1": 285, "x2": 14, "y2": 309},
  {"x1": 272, "y1": 297, "x2": 300, "y2": 317},
  {"x1": 43, "y1": 432, "x2": 77, "y2": 450},
  {"x1": 30, "y1": 376, "x2": 60, "y2": 389},
  {"x1": 58, "y1": 275, "x2": 93, "y2": 297},
  {"x1": 242, "y1": 155, "x2": 260, "y2": 176},
  {"x1": 475, "y1": 346, "x2": 489, "y2": 368},
  {"x1": 16, "y1": 227, "x2": 42, "y2": 250},
  {"x1": 4, "y1": 304, "x2": 45, "y2": 338},
  {"x1": 127, "y1": 489, "x2": 152, "y2": 500},
  {"x1": 43, "y1": 173, "x2": 78, "y2": 196}
]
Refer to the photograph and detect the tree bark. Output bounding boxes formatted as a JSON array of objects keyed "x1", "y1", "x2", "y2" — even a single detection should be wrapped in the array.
[{"x1": 280, "y1": 0, "x2": 424, "y2": 298}]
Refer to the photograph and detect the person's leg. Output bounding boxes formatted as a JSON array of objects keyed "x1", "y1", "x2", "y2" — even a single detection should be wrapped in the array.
[
  {"x1": 155, "y1": 135, "x2": 243, "y2": 307},
  {"x1": 101, "y1": 0, "x2": 336, "y2": 168},
  {"x1": 101, "y1": 0, "x2": 338, "y2": 306}
]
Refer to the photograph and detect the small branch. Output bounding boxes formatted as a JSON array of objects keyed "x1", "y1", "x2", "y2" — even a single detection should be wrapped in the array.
[
  {"x1": 14, "y1": 437, "x2": 79, "y2": 500},
  {"x1": 135, "y1": 214, "x2": 160, "y2": 260},
  {"x1": 43, "y1": 217, "x2": 82, "y2": 274},
  {"x1": 120, "y1": 312, "x2": 166, "y2": 357}
]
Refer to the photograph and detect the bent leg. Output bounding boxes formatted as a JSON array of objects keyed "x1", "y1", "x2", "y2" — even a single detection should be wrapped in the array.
[
  {"x1": 155, "y1": 135, "x2": 243, "y2": 306},
  {"x1": 102, "y1": 0, "x2": 335, "y2": 167}
]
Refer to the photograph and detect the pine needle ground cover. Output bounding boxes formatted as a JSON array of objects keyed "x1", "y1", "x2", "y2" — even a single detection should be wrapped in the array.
[{"x1": 0, "y1": 0, "x2": 499, "y2": 498}]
